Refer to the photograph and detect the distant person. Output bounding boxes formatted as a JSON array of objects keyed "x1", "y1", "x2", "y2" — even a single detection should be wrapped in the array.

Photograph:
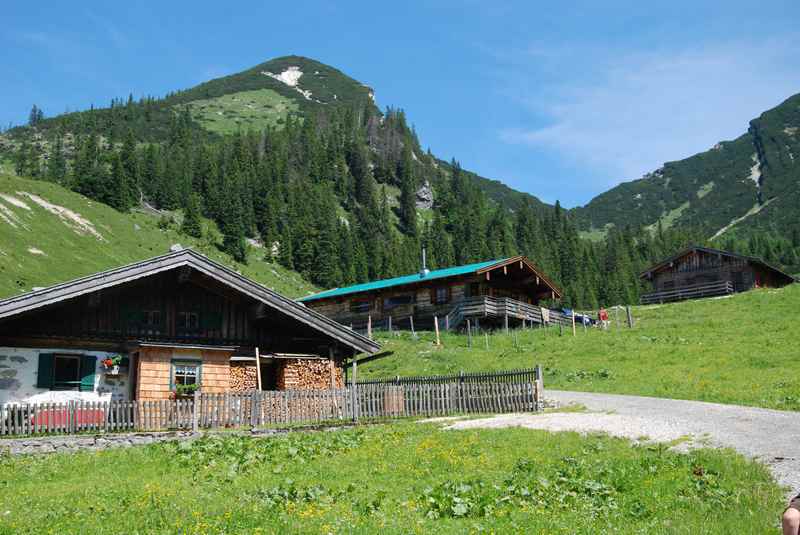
[
  {"x1": 783, "y1": 494, "x2": 800, "y2": 535},
  {"x1": 598, "y1": 307, "x2": 610, "y2": 330}
]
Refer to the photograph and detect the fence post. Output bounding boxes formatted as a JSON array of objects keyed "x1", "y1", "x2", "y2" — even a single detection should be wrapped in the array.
[
  {"x1": 192, "y1": 390, "x2": 200, "y2": 432},
  {"x1": 571, "y1": 311, "x2": 577, "y2": 337},
  {"x1": 250, "y1": 390, "x2": 258, "y2": 429},
  {"x1": 434, "y1": 316, "x2": 441, "y2": 346},
  {"x1": 467, "y1": 320, "x2": 472, "y2": 348},
  {"x1": 410, "y1": 316, "x2": 416, "y2": 339},
  {"x1": 367, "y1": 315, "x2": 372, "y2": 340},
  {"x1": 459, "y1": 371, "x2": 464, "y2": 413},
  {"x1": 69, "y1": 400, "x2": 76, "y2": 434},
  {"x1": 484, "y1": 332, "x2": 489, "y2": 350},
  {"x1": 388, "y1": 315, "x2": 392, "y2": 334},
  {"x1": 351, "y1": 357, "x2": 358, "y2": 423},
  {"x1": 504, "y1": 313, "x2": 509, "y2": 334},
  {"x1": 534, "y1": 364, "x2": 543, "y2": 411},
  {"x1": 626, "y1": 306, "x2": 634, "y2": 328}
]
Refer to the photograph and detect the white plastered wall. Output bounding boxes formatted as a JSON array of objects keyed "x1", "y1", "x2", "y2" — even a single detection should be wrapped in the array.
[{"x1": 0, "y1": 347, "x2": 131, "y2": 405}]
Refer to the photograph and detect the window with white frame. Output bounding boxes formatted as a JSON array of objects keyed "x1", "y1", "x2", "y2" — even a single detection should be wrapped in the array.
[{"x1": 171, "y1": 360, "x2": 201, "y2": 387}]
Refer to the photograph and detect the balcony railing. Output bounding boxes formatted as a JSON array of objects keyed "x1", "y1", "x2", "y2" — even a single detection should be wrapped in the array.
[{"x1": 640, "y1": 280, "x2": 734, "y2": 305}]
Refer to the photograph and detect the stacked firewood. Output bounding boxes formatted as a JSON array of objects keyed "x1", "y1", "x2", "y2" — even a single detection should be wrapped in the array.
[
  {"x1": 277, "y1": 359, "x2": 338, "y2": 390},
  {"x1": 229, "y1": 362, "x2": 258, "y2": 391}
]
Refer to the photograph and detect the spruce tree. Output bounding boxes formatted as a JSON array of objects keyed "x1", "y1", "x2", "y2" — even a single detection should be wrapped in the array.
[
  {"x1": 397, "y1": 144, "x2": 417, "y2": 236},
  {"x1": 120, "y1": 128, "x2": 139, "y2": 205},
  {"x1": 219, "y1": 173, "x2": 248, "y2": 263},
  {"x1": 28, "y1": 105, "x2": 44, "y2": 126},
  {"x1": 181, "y1": 192, "x2": 203, "y2": 238},
  {"x1": 277, "y1": 225, "x2": 294, "y2": 269},
  {"x1": 14, "y1": 138, "x2": 31, "y2": 177},
  {"x1": 47, "y1": 133, "x2": 67, "y2": 183}
]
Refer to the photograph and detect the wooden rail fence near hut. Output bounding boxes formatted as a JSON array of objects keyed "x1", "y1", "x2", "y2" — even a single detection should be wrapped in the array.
[
  {"x1": 0, "y1": 369, "x2": 544, "y2": 438},
  {"x1": 640, "y1": 280, "x2": 734, "y2": 305},
  {"x1": 345, "y1": 297, "x2": 573, "y2": 335}
]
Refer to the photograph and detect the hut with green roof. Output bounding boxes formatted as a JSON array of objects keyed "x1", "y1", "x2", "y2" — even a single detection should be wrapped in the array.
[{"x1": 299, "y1": 256, "x2": 562, "y2": 332}]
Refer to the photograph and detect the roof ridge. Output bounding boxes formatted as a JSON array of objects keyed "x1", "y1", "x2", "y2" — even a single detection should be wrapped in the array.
[
  {"x1": 300, "y1": 257, "x2": 511, "y2": 302},
  {"x1": 0, "y1": 248, "x2": 380, "y2": 354}
]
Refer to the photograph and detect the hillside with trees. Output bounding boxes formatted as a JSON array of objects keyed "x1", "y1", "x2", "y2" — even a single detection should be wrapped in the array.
[{"x1": 1, "y1": 56, "x2": 797, "y2": 308}]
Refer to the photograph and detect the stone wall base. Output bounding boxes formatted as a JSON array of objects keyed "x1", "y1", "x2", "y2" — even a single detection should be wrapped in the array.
[{"x1": 0, "y1": 423, "x2": 357, "y2": 456}]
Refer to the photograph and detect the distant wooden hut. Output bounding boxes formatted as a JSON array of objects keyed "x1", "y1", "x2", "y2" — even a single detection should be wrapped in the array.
[
  {"x1": 640, "y1": 246, "x2": 796, "y2": 304},
  {"x1": 299, "y1": 256, "x2": 564, "y2": 332}
]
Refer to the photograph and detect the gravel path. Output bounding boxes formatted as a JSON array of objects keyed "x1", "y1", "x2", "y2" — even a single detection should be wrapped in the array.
[{"x1": 446, "y1": 390, "x2": 800, "y2": 496}]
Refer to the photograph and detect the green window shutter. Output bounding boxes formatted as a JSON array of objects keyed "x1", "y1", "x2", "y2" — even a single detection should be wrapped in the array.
[
  {"x1": 79, "y1": 355, "x2": 97, "y2": 392},
  {"x1": 36, "y1": 353, "x2": 55, "y2": 389}
]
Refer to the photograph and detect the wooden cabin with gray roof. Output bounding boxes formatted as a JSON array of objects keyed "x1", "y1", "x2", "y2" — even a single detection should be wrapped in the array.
[
  {"x1": 0, "y1": 249, "x2": 378, "y2": 407},
  {"x1": 640, "y1": 246, "x2": 796, "y2": 304}
]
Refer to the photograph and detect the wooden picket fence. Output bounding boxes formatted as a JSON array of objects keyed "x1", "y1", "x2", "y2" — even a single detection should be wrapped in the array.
[{"x1": 0, "y1": 368, "x2": 543, "y2": 437}]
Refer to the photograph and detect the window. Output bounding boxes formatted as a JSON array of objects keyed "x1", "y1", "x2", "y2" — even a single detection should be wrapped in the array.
[
  {"x1": 171, "y1": 360, "x2": 201, "y2": 388},
  {"x1": 53, "y1": 355, "x2": 81, "y2": 390},
  {"x1": 144, "y1": 310, "x2": 162, "y2": 327},
  {"x1": 178, "y1": 311, "x2": 200, "y2": 331},
  {"x1": 432, "y1": 287, "x2": 450, "y2": 305},
  {"x1": 36, "y1": 353, "x2": 95, "y2": 392},
  {"x1": 467, "y1": 283, "x2": 482, "y2": 298},
  {"x1": 349, "y1": 299, "x2": 371, "y2": 313},
  {"x1": 383, "y1": 295, "x2": 414, "y2": 310}
]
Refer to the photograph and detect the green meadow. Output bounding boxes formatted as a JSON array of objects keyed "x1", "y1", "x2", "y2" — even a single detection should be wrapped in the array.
[
  {"x1": 362, "y1": 285, "x2": 800, "y2": 410},
  {"x1": 185, "y1": 89, "x2": 299, "y2": 135},
  {"x1": 0, "y1": 422, "x2": 782, "y2": 534},
  {"x1": 0, "y1": 174, "x2": 315, "y2": 298}
]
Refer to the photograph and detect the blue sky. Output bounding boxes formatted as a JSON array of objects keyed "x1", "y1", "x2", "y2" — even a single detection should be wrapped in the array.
[{"x1": 2, "y1": 1, "x2": 799, "y2": 207}]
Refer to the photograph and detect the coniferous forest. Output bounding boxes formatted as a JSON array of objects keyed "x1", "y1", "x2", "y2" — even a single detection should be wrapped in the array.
[{"x1": 6, "y1": 79, "x2": 799, "y2": 308}]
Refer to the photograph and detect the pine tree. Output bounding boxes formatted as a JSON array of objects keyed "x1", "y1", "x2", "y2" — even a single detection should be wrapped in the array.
[
  {"x1": 428, "y1": 213, "x2": 454, "y2": 268},
  {"x1": 14, "y1": 138, "x2": 31, "y2": 177},
  {"x1": 120, "y1": 128, "x2": 139, "y2": 206},
  {"x1": 46, "y1": 133, "x2": 67, "y2": 183},
  {"x1": 28, "y1": 105, "x2": 44, "y2": 126},
  {"x1": 106, "y1": 152, "x2": 129, "y2": 210},
  {"x1": 277, "y1": 225, "x2": 294, "y2": 269},
  {"x1": 181, "y1": 192, "x2": 203, "y2": 238},
  {"x1": 397, "y1": 144, "x2": 417, "y2": 236},
  {"x1": 219, "y1": 173, "x2": 248, "y2": 263}
]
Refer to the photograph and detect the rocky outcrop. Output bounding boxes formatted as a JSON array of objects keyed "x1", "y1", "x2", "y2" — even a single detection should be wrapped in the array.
[{"x1": 415, "y1": 180, "x2": 433, "y2": 209}]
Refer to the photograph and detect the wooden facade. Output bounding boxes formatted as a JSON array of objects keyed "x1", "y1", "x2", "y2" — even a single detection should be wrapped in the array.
[
  {"x1": 301, "y1": 256, "x2": 562, "y2": 330},
  {"x1": 0, "y1": 250, "x2": 378, "y2": 404},
  {"x1": 640, "y1": 246, "x2": 795, "y2": 304}
]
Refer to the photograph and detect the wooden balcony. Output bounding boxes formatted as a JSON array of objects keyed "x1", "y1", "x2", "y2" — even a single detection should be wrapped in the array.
[
  {"x1": 640, "y1": 280, "x2": 734, "y2": 305},
  {"x1": 445, "y1": 296, "x2": 571, "y2": 330}
]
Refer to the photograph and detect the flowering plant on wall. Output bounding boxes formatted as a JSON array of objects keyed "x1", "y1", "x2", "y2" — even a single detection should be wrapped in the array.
[
  {"x1": 102, "y1": 355, "x2": 124, "y2": 372},
  {"x1": 171, "y1": 383, "x2": 200, "y2": 399}
]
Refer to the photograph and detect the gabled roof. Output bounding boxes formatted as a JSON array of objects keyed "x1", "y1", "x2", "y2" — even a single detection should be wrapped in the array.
[
  {"x1": 640, "y1": 245, "x2": 797, "y2": 283},
  {"x1": 299, "y1": 256, "x2": 562, "y2": 302},
  {"x1": 0, "y1": 249, "x2": 379, "y2": 354}
]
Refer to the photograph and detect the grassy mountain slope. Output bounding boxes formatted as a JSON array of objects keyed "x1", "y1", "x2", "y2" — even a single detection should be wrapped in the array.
[
  {"x1": 573, "y1": 93, "x2": 800, "y2": 241},
  {"x1": 0, "y1": 174, "x2": 315, "y2": 299},
  {"x1": 361, "y1": 284, "x2": 800, "y2": 411},
  {"x1": 0, "y1": 55, "x2": 551, "y2": 214}
]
